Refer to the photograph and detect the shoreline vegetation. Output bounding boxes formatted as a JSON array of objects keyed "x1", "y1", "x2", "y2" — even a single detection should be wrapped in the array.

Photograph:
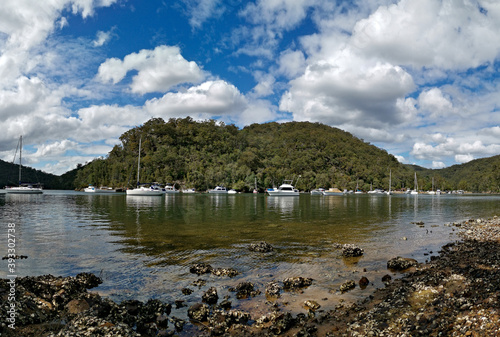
[{"x1": 1, "y1": 217, "x2": 499, "y2": 336}]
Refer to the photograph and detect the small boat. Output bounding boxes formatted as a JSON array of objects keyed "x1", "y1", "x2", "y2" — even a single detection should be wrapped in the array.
[
  {"x1": 267, "y1": 180, "x2": 299, "y2": 196},
  {"x1": 126, "y1": 137, "x2": 163, "y2": 196},
  {"x1": 209, "y1": 186, "x2": 228, "y2": 194},
  {"x1": 228, "y1": 189, "x2": 237, "y2": 194},
  {"x1": 310, "y1": 188, "x2": 325, "y2": 195},
  {"x1": 182, "y1": 188, "x2": 196, "y2": 193},
  {"x1": 253, "y1": 177, "x2": 258, "y2": 193},
  {"x1": 5, "y1": 136, "x2": 43, "y2": 194},
  {"x1": 323, "y1": 188, "x2": 344, "y2": 196},
  {"x1": 163, "y1": 184, "x2": 180, "y2": 194},
  {"x1": 84, "y1": 185, "x2": 116, "y2": 193}
]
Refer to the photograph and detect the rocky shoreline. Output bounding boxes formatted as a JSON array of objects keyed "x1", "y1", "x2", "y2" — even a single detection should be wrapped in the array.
[{"x1": 1, "y1": 217, "x2": 499, "y2": 336}]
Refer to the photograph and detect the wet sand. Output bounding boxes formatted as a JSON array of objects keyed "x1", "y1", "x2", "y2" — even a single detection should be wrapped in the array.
[{"x1": 1, "y1": 216, "x2": 499, "y2": 336}]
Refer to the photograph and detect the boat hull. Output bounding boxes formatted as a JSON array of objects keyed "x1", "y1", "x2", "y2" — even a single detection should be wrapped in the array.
[
  {"x1": 267, "y1": 190, "x2": 299, "y2": 196},
  {"x1": 5, "y1": 187, "x2": 43, "y2": 194},
  {"x1": 126, "y1": 188, "x2": 164, "y2": 196},
  {"x1": 323, "y1": 191, "x2": 343, "y2": 196}
]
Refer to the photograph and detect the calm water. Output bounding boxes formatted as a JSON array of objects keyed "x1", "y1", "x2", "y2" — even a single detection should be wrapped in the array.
[{"x1": 1, "y1": 191, "x2": 499, "y2": 325}]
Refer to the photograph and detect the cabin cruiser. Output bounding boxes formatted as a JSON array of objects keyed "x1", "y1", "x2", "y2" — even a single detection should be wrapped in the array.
[
  {"x1": 84, "y1": 185, "x2": 115, "y2": 193},
  {"x1": 163, "y1": 184, "x2": 180, "y2": 194},
  {"x1": 209, "y1": 186, "x2": 228, "y2": 194},
  {"x1": 266, "y1": 180, "x2": 299, "y2": 196}
]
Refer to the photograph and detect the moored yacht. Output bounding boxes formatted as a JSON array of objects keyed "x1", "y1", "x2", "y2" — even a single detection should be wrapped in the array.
[
  {"x1": 209, "y1": 186, "x2": 228, "y2": 194},
  {"x1": 310, "y1": 188, "x2": 325, "y2": 195},
  {"x1": 84, "y1": 185, "x2": 116, "y2": 193},
  {"x1": 126, "y1": 137, "x2": 163, "y2": 196},
  {"x1": 267, "y1": 180, "x2": 299, "y2": 196},
  {"x1": 163, "y1": 184, "x2": 180, "y2": 194},
  {"x1": 5, "y1": 136, "x2": 43, "y2": 194}
]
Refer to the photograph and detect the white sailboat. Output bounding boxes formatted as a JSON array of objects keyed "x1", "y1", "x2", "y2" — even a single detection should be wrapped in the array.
[
  {"x1": 126, "y1": 137, "x2": 163, "y2": 196},
  {"x1": 428, "y1": 177, "x2": 436, "y2": 195},
  {"x1": 411, "y1": 172, "x2": 419, "y2": 195},
  {"x1": 5, "y1": 136, "x2": 43, "y2": 194},
  {"x1": 386, "y1": 170, "x2": 393, "y2": 195}
]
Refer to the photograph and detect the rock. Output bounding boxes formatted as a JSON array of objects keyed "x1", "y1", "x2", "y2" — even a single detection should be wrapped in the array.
[
  {"x1": 387, "y1": 256, "x2": 418, "y2": 270},
  {"x1": 249, "y1": 241, "x2": 274, "y2": 252},
  {"x1": 202, "y1": 287, "x2": 218, "y2": 305},
  {"x1": 283, "y1": 277, "x2": 313, "y2": 289},
  {"x1": 382, "y1": 274, "x2": 392, "y2": 282},
  {"x1": 341, "y1": 244, "x2": 364, "y2": 257},
  {"x1": 339, "y1": 280, "x2": 356, "y2": 292},
  {"x1": 187, "y1": 303, "x2": 210, "y2": 321},
  {"x1": 359, "y1": 276, "x2": 370, "y2": 288},
  {"x1": 304, "y1": 300, "x2": 321, "y2": 311},
  {"x1": 265, "y1": 281, "x2": 282, "y2": 297},
  {"x1": 181, "y1": 287, "x2": 193, "y2": 295},
  {"x1": 66, "y1": 299, "x2": 90, "y2": 314},
  {"x1": 211, "y1": 267, "x2": 239, "y2": 277},
  {"x1": 189, "y1": 263, "x2": 213, "y2": 275},
  {"x1": 230, "y1": 282, "x2": 260, "y2": 299},
  {"x1": 269, "y1": 312, "x2": 295, "y2": 335}
]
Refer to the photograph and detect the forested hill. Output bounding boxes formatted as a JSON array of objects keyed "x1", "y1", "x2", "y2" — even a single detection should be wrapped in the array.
[
  {"x1": 74, "y1": 117, "x2": 414, "y2": 192},
  {"x1": 3, "y1": 118, "x2": 499, "y2": 192},
  {"x1": 0, "y1": 159, "x2": 77, "y2": 190},
  {"x1": 428, "y1": 155, "x2": 500, "y2": 192}
]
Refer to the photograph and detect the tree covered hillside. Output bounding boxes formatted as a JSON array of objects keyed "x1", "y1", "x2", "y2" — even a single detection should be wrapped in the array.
[
  {"x1": 429, "y1": 155, "x2": 500, "y2": 192},
  {"x1": 74, "y1": 117, "x2": 416, "y2": 192},
  {"x1": 0, "y1": 159, "x2": 78, "y2": 190}
]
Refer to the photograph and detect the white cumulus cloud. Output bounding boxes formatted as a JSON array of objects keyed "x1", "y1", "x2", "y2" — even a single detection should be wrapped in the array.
[{"x1": 97, "y1": 45, "x2": 205, "y2": 94}]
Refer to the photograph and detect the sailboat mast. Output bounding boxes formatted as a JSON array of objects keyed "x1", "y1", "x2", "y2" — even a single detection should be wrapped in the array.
[
  {"x1": 136, "y1": 136, "x2": 142, "y2": 186},
  {"x1": 19, "y1": 135, "x2": 22, "y2": 184}
]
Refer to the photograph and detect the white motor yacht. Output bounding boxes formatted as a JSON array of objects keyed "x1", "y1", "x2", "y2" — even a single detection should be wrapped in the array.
[
  {"x1": 209, "y1": 186, "x2": 228, "y2": 194},
  {"x1": 266, "y1": 180, "x2": 299, "y2": 196}
]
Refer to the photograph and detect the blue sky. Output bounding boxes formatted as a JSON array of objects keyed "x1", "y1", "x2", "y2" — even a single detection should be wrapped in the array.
[{"x1": 1, "y1": 0, "x2": 500, "y2": 175}]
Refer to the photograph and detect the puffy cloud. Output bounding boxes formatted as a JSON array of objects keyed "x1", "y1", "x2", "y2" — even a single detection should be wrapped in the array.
[
  {"x1": 280, "y1": 56, "x2": 415, "y2": 128},
  {"x1": 145, "y1": 80, "x2": 247, "y2": 118},
  {"x1": 251, "y1": 72, "x2": 275, "y2": 98},
  {"x1": 412, "y1": 137, "x2": 500, "y2": 165},
  {"x1": 418, "y1": 88, "x2": 454, "y2": 117},
  {"x1": 351, "y1": 0, "x2": 500, "y2": 70},
  {"x1": 455, "y1": 154, "x2": 474, "y2": 164},
  {"x1": 277, "y1": 49, "x2": 306, "y2": 79},
  {"x1": 432, "y1": 161, "x2": 446, "y2": 169},
  {"x1": 32, "y1": 139, "x2": 78, "y2": 160},
  {"x1": 93, "y1": 28, "x2": 115, "y2": 47},
  {"x1": 184, "y1": 0, "x2": 225, "y2": 30},
  {"x1": 97, "y1": 45, "x2": 205, "y2": 94}
]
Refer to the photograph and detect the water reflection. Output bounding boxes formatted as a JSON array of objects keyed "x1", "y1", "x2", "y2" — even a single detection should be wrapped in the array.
[{"x1": 266, "y1": 196, "x2": 299, "y2": 215}]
